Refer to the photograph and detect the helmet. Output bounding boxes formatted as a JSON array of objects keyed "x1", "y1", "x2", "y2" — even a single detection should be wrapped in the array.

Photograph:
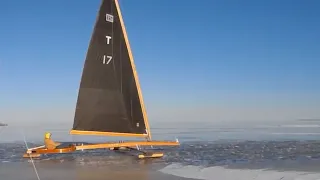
[{"x1": 45, "y1": 132, "x2": 51, "y2": 139}]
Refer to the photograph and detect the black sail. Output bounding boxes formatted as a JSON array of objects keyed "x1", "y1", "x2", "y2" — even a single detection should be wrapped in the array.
[{"x1": 71, "y1": 0, "x2": 149, "y2": 137}]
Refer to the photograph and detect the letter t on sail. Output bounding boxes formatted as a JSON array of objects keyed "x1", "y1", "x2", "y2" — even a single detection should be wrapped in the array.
[{"x1": 106, "y1": 36, "x2": 112, "y2": 44}]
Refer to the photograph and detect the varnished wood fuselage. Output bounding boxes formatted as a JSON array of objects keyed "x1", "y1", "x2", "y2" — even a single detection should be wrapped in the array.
[{"x1": 23, "y1": 140, "x2": 179, "y2": 159}]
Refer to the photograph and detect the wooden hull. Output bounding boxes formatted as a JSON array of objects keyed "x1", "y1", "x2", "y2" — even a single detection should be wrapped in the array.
[
  {"x1": 23, "y1": 145, "x2": 76, "y2": 158},
  {"x1": 23, "y1": 140, "x2": 179, "y2": 159}
]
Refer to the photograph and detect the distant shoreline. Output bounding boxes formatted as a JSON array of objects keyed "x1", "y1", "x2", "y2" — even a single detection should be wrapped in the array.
[
  {"x1": 297, "y1": 119, "x2": 320, "y2": 122},
  {"x1": 0, "y1": 123, "x2": 8, "y2": 127}
]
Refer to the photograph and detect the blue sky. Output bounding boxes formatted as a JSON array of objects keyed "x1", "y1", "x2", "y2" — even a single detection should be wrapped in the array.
[{"x1": 0, "y1": 0, "x2": 319, "y2": 125}]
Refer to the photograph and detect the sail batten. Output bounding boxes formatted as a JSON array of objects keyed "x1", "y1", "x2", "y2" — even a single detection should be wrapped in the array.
[{"x1": 71, "y1": 0, "x2": 150, "y2": 137}]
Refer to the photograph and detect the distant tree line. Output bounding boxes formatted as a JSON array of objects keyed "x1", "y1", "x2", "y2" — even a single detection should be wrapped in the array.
[{"x1": 0, "y1": 123, "x2": 8, "y2": 126}]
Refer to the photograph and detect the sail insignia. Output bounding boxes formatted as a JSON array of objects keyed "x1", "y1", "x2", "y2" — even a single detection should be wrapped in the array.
[{"x1": 70, "y1": 0, "x2": 151, "y2": 138}]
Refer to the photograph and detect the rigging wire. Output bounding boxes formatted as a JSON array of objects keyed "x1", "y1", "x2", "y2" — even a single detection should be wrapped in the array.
[{"x1": 21, "y1": 129, "x2": 41, "y2": 180}]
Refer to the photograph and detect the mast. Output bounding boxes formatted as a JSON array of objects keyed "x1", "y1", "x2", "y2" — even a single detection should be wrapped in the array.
[
  {"x1": 114, "y1": 0, "x2": 151, "y2": 140},
  {"x1": 70, "y1": 0, "x2": 151, "y2": 140}
]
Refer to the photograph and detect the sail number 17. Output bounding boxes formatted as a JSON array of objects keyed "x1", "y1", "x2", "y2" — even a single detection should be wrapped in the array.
[{"x1": 103, "y1": 55, "x2": 112, "y2": 64}]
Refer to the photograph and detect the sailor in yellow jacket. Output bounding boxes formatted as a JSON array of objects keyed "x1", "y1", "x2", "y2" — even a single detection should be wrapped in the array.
[{"x1": 44, "y1": 132, "x2": 62, "y2": 150}]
